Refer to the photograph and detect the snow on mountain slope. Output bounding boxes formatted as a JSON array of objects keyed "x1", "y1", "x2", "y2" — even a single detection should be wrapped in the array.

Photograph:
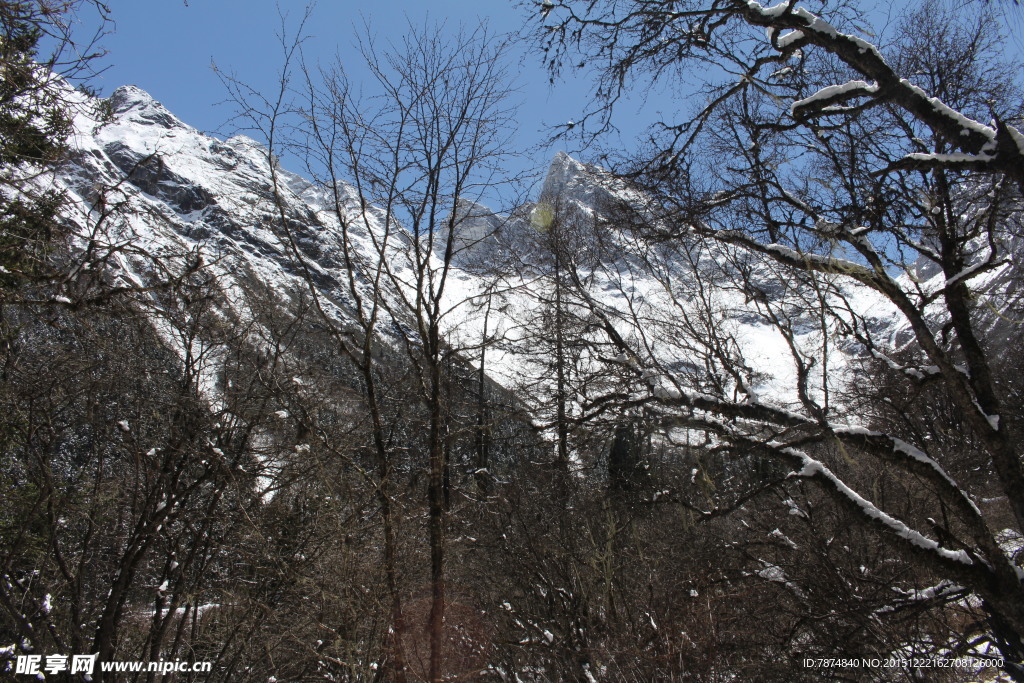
[
  {"x1": 489, "y1": 151, "x2": 902, "y2": 416},
  {"x1": 54, "y1": 84, "x2": 900, "y2": 423},
  {"x1": 63, "y1": 86, "x2": 362, "y2": 315}
]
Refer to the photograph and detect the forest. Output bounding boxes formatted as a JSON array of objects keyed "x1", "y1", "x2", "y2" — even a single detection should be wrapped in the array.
[{"x1": 1, "y1": 0, "x2": 1023, "y2": 681}]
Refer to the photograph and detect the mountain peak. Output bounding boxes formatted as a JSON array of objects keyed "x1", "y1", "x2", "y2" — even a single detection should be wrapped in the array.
[
  {"x1": 107, "y1": 85, "x2": 183, "y2": 129},
  {"x1": 540, "y1": 151, "x2": 610, "y2": 210}
]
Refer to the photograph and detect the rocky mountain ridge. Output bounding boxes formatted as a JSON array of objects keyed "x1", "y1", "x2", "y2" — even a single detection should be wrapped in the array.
[{"x1": 53, "y1": 84, "x2": 913, "y2": 414}]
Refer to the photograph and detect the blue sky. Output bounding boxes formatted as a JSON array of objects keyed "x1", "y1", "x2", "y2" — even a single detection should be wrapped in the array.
[
  {"x1": 77, "y1": 0, "x2": 620, "y2": 195},
  {"x1": 76, "y1": 1, "x2": 1024, "y2": 199}
]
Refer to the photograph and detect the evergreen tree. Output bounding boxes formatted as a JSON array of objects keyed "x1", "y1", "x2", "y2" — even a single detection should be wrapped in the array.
[{"x1": 0, "y1": 0, "x2": 107, "y2": 290}]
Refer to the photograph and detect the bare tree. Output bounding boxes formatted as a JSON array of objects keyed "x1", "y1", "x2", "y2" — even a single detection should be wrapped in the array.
[
  {"x1": 532, "y1": 0, "x2": 1024, "y2": 676},
  {"x1": 224, "y1": 18, "x2": 520, "y2": 681}
]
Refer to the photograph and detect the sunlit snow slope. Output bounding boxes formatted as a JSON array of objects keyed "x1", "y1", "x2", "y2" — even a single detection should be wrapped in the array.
[{"x1": 57, "y1": 85, "x2": 900, "y2": 415}]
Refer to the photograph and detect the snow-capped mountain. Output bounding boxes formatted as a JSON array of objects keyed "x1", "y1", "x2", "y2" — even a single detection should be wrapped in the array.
[
  {"x1": 54, "y1": 84, "x2": 904, "y2": 418},
  {"x1": 63, "y1": 85, "x2": 378, "y2": 324}
]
